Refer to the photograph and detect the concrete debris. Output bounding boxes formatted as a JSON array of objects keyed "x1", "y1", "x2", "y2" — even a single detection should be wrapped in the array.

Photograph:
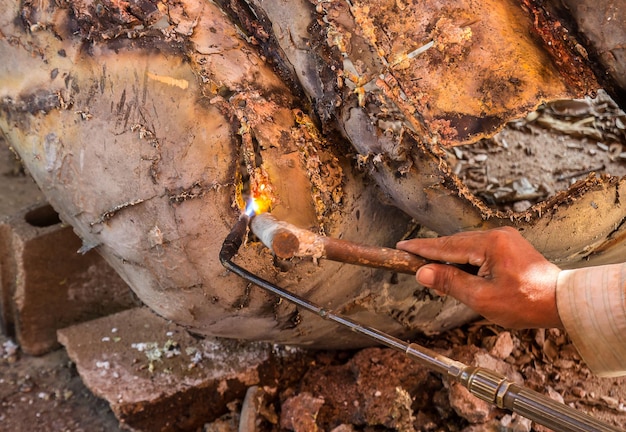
[
  {"x1": 291, "y1": 348, "x2": 426, "y2": 431},
  {"x1": 489, "y1": 331, "x2": 515, "y2": 360},
  {"x1": 0, "y1": 338, "x2": 19, "y2": 363},
  {"x1": 546, "y1": 386, "x2": 565, "y2": 405},
  {"x1": 57, "y1": 307, "x2": 291, "y2": 432},
  {"x1": 500, "y1": 413, "x2": 532, "y2": 432},
  {"x1": 447, "y1": 381, "x2": 495, "y2": 424}
]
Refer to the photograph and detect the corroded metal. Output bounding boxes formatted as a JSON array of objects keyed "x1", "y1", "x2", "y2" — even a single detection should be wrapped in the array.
[
  {"x1": 0, "y1": 0, "x2": 477, "y2": 346},
  {"x1": 1, "y1": 0, "x2": 625, "y2": 346},
  {"x1": 240, "y1": 0, "x2": 626, "y2": 266}
]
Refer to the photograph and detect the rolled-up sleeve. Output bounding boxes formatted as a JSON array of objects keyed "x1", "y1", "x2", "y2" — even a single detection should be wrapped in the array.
[{"x1": 556, "y1": 263, "x2": 626, "y2": 377}]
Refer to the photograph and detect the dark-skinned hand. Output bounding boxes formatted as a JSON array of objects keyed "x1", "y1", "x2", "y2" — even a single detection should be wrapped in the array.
[{"x1": 396, "y1": 227, "x2": 563, "y2": 329}]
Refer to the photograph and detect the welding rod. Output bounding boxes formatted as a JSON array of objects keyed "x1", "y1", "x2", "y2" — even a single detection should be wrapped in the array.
[
  {"x1": 220, "y1": 213, "x2": 620, "y2": 432},
  {"x1": 250, "y1": 212, "x2": 429, "y2": 274}
]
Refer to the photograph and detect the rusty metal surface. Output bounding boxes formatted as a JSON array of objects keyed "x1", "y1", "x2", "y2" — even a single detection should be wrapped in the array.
[
  {"x1": 1, "y1": 0, "x2": 625, "y2": 347},
  {"x1": 548, "y1": 0, "x2": 626, "y2": 98},
  {"x1": 315, "y1": 0, "x2": 597, "y2": 146},
  {"x1": 239, "y1": 0, "x2": 626, "y2": 266},
  {"x1": 0, "y1": 0, "x2": 479, "y2": 347}
]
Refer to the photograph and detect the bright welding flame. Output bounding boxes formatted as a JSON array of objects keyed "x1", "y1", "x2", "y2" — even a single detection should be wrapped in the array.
[{"x1": 246, "y1": 181, "x2": 272, "y2": 216}]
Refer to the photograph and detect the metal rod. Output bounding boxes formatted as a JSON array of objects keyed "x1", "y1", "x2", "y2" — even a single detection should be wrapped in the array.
[
  {"x1": 250, "y1": 212, "x2": 429, "y2": 274},
  {"x1": 220, "y1": 214, "x2": 621, "y2": 432}
]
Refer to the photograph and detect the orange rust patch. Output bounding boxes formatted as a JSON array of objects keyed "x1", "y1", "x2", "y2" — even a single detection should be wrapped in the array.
[{"x1": 327, "y1": 0, "x2": 598, "y2": 146}]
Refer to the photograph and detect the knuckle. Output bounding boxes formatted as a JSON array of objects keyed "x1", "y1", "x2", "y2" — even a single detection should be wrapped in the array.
[
  {"x1": 486, "y1": 226, "x2": 518, "y2": 247},
  {"x1": 437, "y1": 266, "x2": 457, "y2": 295},
  {"x1": 493, "y1": 226, "x2": 519, "y2": 240},
  {"x1": 467, "y1": 251, "x2": 485, "y2": 267}
]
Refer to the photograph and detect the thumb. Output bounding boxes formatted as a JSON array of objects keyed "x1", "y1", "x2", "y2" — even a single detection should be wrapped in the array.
[{"x1": 416, "y1": 264, "x2": 480, "y2": 304}]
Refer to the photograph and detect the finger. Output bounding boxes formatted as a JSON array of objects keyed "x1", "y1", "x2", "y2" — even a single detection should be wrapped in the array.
[
  {"x1": 397, "y1": 232, "x2": 492, "y2": 266},
  {"x1": 416, "y1": 263, "x2": 487, "y2": 308}
]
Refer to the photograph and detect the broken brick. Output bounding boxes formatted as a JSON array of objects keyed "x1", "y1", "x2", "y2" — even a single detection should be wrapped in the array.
[{"x1": 57, "y1": 307, "x2": 286, "y2": 432}]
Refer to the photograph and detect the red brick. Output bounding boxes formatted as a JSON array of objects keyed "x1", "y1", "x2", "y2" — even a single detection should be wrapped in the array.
[{"x1": 0, "y1": 203, "x2": 138, "y2": 355}]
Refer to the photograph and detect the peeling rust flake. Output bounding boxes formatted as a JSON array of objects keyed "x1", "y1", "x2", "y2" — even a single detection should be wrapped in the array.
[
  {"x1": 521, "y1": 0, "x2": 599, "y2": 93},
  {"x1": 318, "y1": 0, "x2": 598, "y2": 146}
]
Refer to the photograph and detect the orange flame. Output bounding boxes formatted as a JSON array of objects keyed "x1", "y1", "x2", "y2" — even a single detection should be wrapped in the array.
[
  {"x1": 238, "y1": 167, "x2": 274, "y2": 216},
  {"x1": 250, "y1": 181, "x2": 272, "y2": 215}
]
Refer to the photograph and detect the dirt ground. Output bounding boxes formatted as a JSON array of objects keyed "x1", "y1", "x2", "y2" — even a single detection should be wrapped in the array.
[
  {"x1": 447, "y1": 90, "x2": 626, "y2": 212},
  {"x1": 2, "y1": 90, "x2": 626, "y2": 432}
]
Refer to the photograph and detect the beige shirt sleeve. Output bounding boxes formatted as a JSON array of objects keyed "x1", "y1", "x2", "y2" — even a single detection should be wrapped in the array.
[{"x1": 556, "y1": 263, "x2": 626, "y2": 377}]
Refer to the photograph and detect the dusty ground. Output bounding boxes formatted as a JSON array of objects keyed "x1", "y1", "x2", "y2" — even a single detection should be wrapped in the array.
[
  {"x1": 2, "y1": 91, "x2": 626, "y2": 432},
  {"x1": 448, "y1": 90, "x2": 626, "y2": 212}
]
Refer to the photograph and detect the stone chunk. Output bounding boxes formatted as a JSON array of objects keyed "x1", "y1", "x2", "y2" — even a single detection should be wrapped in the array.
[
  {"x1": 280, "y1": 392, "x2": 325, "y2": 432},
  {"x1": 489, "y1": 331, "x2": 515, "y2": 360},
  {"x1": 57, "y1": 307, "x2": 282, "y2": 432},
  {"x1": 447, "y1": 381, "x2": 495, "y2": 424},
  {"x1": 296, "y1": 348, "x2": 430, "y2": 431},
  {"x1": 0, "y1": 203, "x2": 137, "y2": 354}
]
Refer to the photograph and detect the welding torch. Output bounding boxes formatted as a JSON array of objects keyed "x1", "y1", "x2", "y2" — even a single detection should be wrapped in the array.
[{"x1": 220, "y1": 212, "x2": 621, "y2": 432}]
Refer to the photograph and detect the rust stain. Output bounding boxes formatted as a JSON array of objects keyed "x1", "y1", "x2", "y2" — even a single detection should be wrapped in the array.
[
  {"x1": 321, "y1": 0, "x2": 599, "y2": 146},
  {"x1": 520, "y1": 0, "x2": 599, "y2": 94}
]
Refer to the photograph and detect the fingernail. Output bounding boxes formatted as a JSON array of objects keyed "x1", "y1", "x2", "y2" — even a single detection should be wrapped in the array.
[{"x1": 416, "y1": 267, "x2": 435, "y2": 287}]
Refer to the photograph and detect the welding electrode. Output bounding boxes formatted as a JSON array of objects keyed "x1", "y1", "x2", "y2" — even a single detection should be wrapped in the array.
[
  {"x1": 250, "y1": 212, "x2": 429, "y2": 274},
  {"x1": 220, "y1": 214, "x2": 620, "y2": 432}
]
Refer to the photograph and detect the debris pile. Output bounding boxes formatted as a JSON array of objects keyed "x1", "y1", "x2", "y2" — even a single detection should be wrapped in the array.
[
  {"x1": 202, "y1": 322, "x2": 626, "y2": 431},
  {"x1": 449, "y1": 91, "x2": 626, "y2": 212}
]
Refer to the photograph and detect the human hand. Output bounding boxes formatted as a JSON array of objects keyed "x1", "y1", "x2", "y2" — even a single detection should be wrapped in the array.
[{"x1": 396, "y1": 227, "x2": 563, "y2": 329}]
